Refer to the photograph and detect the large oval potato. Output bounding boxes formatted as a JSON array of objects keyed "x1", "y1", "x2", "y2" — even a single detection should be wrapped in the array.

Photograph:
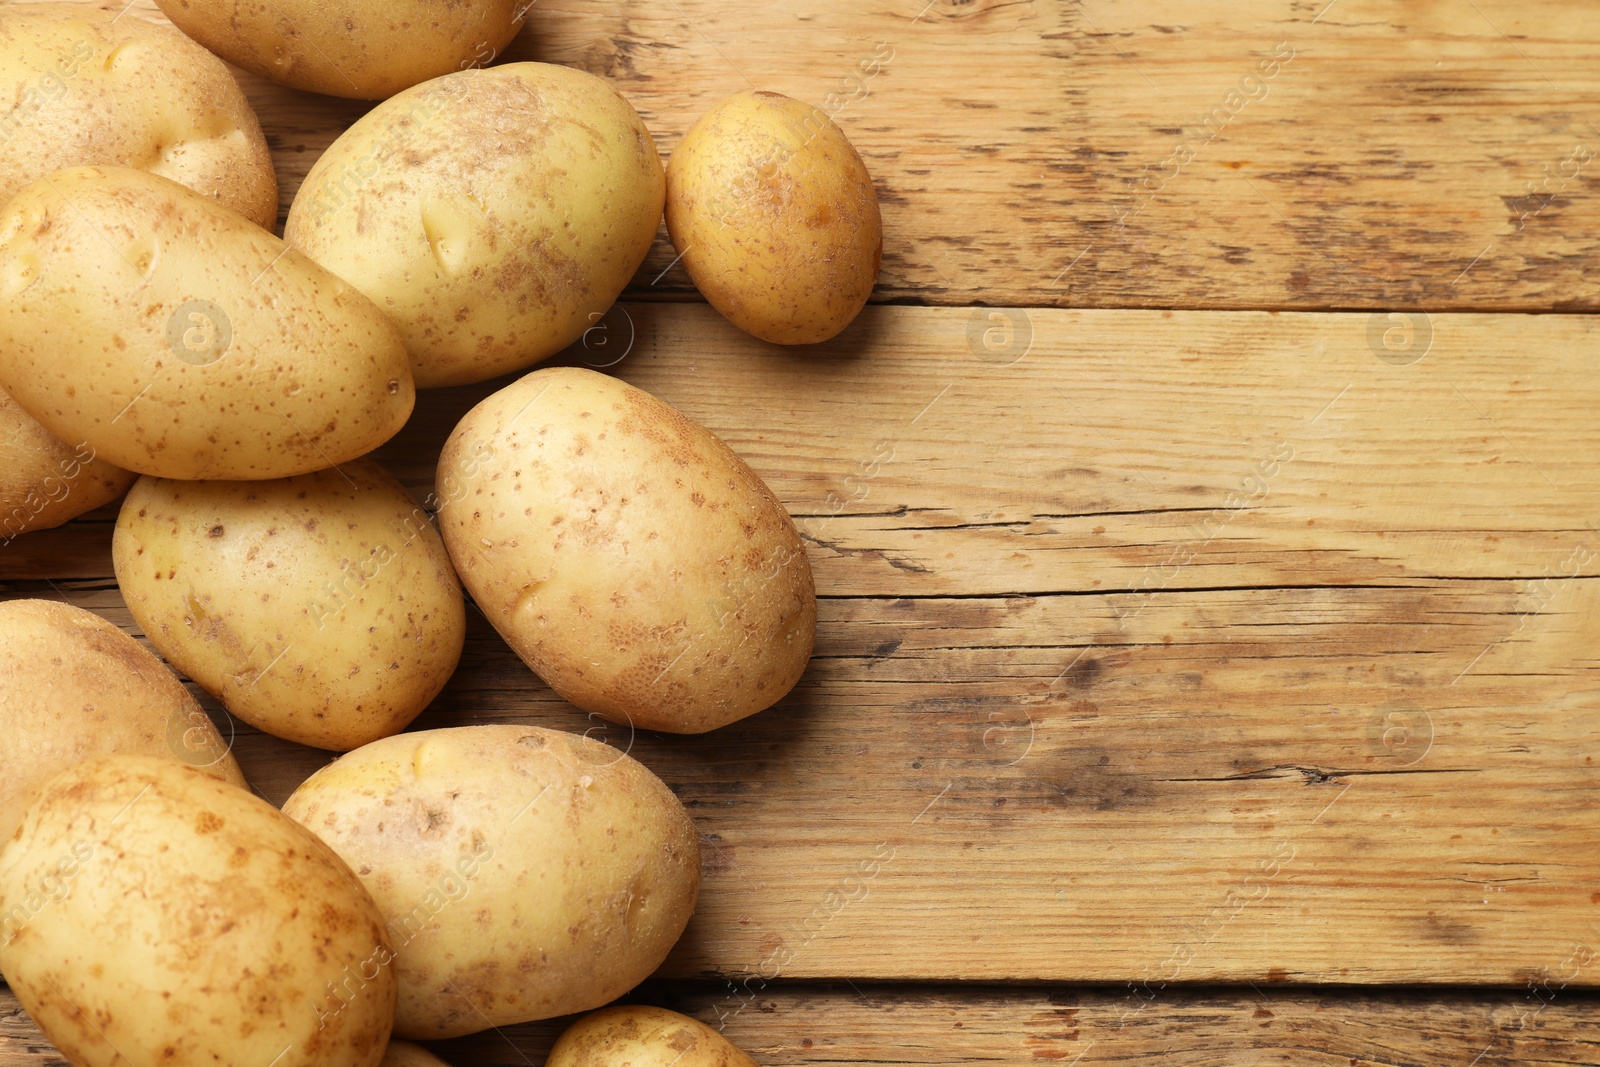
[
  {"x1": 281, "y1": 725, "x2": 701, "y2": 1039},
  {"x1": 0, "y1": 599, "x2": 244, "y2": 843},
  {"x1": 112, "y1": 459, "x2": 465, "y2": 751},
  {"x1": 285, "y1": 63, "x2": 664, "y2": 388},
  {"x1": 0, "y1": 166, "x2": 415, "y2": 479},
  {"x1": 436, "y1": 368, "x2": 816, "y2": 733},
  {"x1": 0, "y1": 5, "x2": 276, "y2": 229},
  {"x1": 0, "y1": 755, "x2": 395, "y2": 1067},
  {"x1": 0, "y1": 389, "x2": 134, "y2": 541},
  {"x1": 549, "y1": 1007, "x2": 760, "y2": 1067},
  {"x1": 153, "y1": 0, "x2": 528, "y2": 100},
  {"x1": 666, "y1": 90, "x2": 881, "y2": 344}
]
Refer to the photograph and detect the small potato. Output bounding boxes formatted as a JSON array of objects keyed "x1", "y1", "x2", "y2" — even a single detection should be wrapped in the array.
[
  {"x1": 0, "y1": 599, "x2": 245, "y2": 842},
  {"x1": 112, "y1": 459, "x2": 465, "y2": 751},
  {"x1": 281, "y1": 725, "x2": 701, "y2": 1039},
  {"x1": 0, "y1": 5, "x2": 277, "y2": 228},
  {"x1": 0, "y1": 755, "x2": 395, "y2": 1067},
  {"x1": 153, "y1": 0, "x2": 527, "y2": 100},
  {"x1": 0, "y1": 389, "x2": 134, "y2": 541},
  {"x1": 437, "y1": 368, "x2": 816, "y2": 734},
  {"x1": 383, "y1": 1041, "x2": 453, "y2": 1067},
  {"x1": 285, "y1": 63, "x2": 664, "y2": 388},
  {"x1": 666, "y1": 90, "x2": 882, "y2": 344},
  {"x1": 0, "y1": 166, "x2": 415, "y2": 480},
  {"x1": 549, "y1": 1007, "x2": 759, "y2": 1067}
]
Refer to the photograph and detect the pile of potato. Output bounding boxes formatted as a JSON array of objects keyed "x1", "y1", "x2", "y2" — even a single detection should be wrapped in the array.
[{"x1": 0, "y1": 2, "x2": 883, "y2": 1064}]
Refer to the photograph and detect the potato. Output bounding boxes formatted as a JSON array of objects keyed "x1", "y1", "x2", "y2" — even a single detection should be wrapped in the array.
[
  {"x1": 112, "y1": 459, "x2": 465, "y2": 751},
  {"x1": 281, "y1": 725, "x2": 701, "y2": 1039},
  {"x1": 0, "y1": 4, "x2": 276, "y2": 229},
  {"x1": 436, "y1": 367, "x2": 815, "y2": 734},
  {"x1": 383, "y1": 1041, "x2": 453, "y2": 1067},
  {"x1": 0, "y1": 754, "x2": 395, "y2": 1067},
  {"x1": 0, "y1": 599, "x2": 245, "y2": 842},
  {"x1": 666, "y1": 90, "x2": 881, "y2": 344},
  {"x1": 0, "y1": 388, "x2": 134, "y2": 541},
  {"x1": 0, "y1": 165, "x2": 415, "y2": 480},
  {"x1": 284, "y1": 63, "x2": 664, "y2": 388},
  {"x1": 549, "y1": 1007, "x2": 760, "y2": 1067},
  {"x1": 153, "y1": 0, "x2": 527, "y2": 101}
]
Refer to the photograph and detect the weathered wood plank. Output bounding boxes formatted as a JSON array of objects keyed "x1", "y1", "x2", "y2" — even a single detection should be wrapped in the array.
[
  {"x1": 7, "y1": 983, "x2": 1600, "y2": 1067},
  {"x1": 2, "y1": 572, "x2": 1597, "y2": 988},
  {"x1": 10, "y1": 305, "x2": 1600, "y2": 595},
  {"x1": 47, "y1": 0, "x2": 1600, "y2": 310}
]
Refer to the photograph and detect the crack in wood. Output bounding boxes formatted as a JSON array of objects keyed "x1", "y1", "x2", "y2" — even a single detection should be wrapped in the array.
[{"x1": 1158, "y1": 765, "x2": 1484, "y2": 784}]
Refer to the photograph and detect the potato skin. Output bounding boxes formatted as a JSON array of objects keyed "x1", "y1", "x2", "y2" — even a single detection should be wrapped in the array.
[
  {"x1": 436, "y1": 368, "x2": 816, "y2": 733},
  {"x1": 280, "y1": 725, "x2": 701, "y2": 1039},
  {"x1": 0, "y1": 166, "x2": 415, "y2": 480},
  {"x1": 666, "y1": 90, "x2": 881, "y2": 345},
  {"x1": 153, "y1": 0, "x2": 527, "y2": 100},
  {"x1": 0, "y1": 5, "x2": 277, "y2": 229},
  {"x1": 0, "y1": 599, "x2": 245, "y2": 843},
  {"x1": 0, "y1": 389, "x2": 134, "y2": 540},
  {"x1": 382, "y1": 1041, "x2": 453, "y2": 1067},
  {"x1": 285, "y1": 63, "x2": 664, "y2": 388},
  {"x1": 112, "y1": 459, "x2": 465, "y2": 751},
  {"x1": 0, "y1": 755, "x2": 395, "y2": 1067},
  {"x1": 549, "y1": 1007, "x2": 760, "y2": 1067}
]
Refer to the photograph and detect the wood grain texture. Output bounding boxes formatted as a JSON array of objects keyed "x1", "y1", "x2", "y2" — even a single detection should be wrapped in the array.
[
  {"x1": 19, "y1": 304, "x2": 1600, "y2": 592},
  {"x1": 8, "y1": 982, "x2": 1600, "y2": 1067},
  {"x1": 44, "y1": 0, "x2": 1600, "y2": 311},
  {"x1": 3, "y1": 306, "x2": 1599, "y2": 988},
  {"x1": 5, "y1": 1, "x2": 1600, "y2": 1058}
]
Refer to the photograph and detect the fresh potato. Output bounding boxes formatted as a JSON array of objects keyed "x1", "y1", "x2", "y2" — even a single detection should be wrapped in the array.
[
  {"x1": 382, "y1": 1041, "x2": 453, "y2": 1067},
  {"x1": 153, "y1": 0, "x2": 527, "y2": 100},
  {"x1": 436, "y1": 367, "x2": 815, "y2": 733},
  {"x1": 0, "y1": 389, "x2": 134, "y2": 541},
  {"x1": 0, "y1": 755, "x2": 395, "y2": 1067},
  {"x1": 285, "y1": 63, "x2": 664, "y2": 388},
  {"x1": 666, "y1": 90, "x2": 881, "y2": 344},
  {"x1": 281, "y1": 725, "x2": 701, "y2": 1039},
  {"x1": 112, "y1": 459, "x2": 465, "y2": 751},
  {"x1": 0, "y1": 599, "x2": 245, "y2": 842},
  {"x1": 0, "y1": 165, "x2": 415, "y2": 480},
  {"x1": 0, "y1": 4, "x2": 276, "y2": 229},
  {"x1": 549, "y1": 1007, "x2": 760, "y2": 1067}
]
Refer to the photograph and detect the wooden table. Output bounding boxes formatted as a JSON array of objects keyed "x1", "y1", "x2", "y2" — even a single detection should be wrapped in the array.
[{"x1": 6, "y1": 0, "x2": 1600, "y2": 1063}]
